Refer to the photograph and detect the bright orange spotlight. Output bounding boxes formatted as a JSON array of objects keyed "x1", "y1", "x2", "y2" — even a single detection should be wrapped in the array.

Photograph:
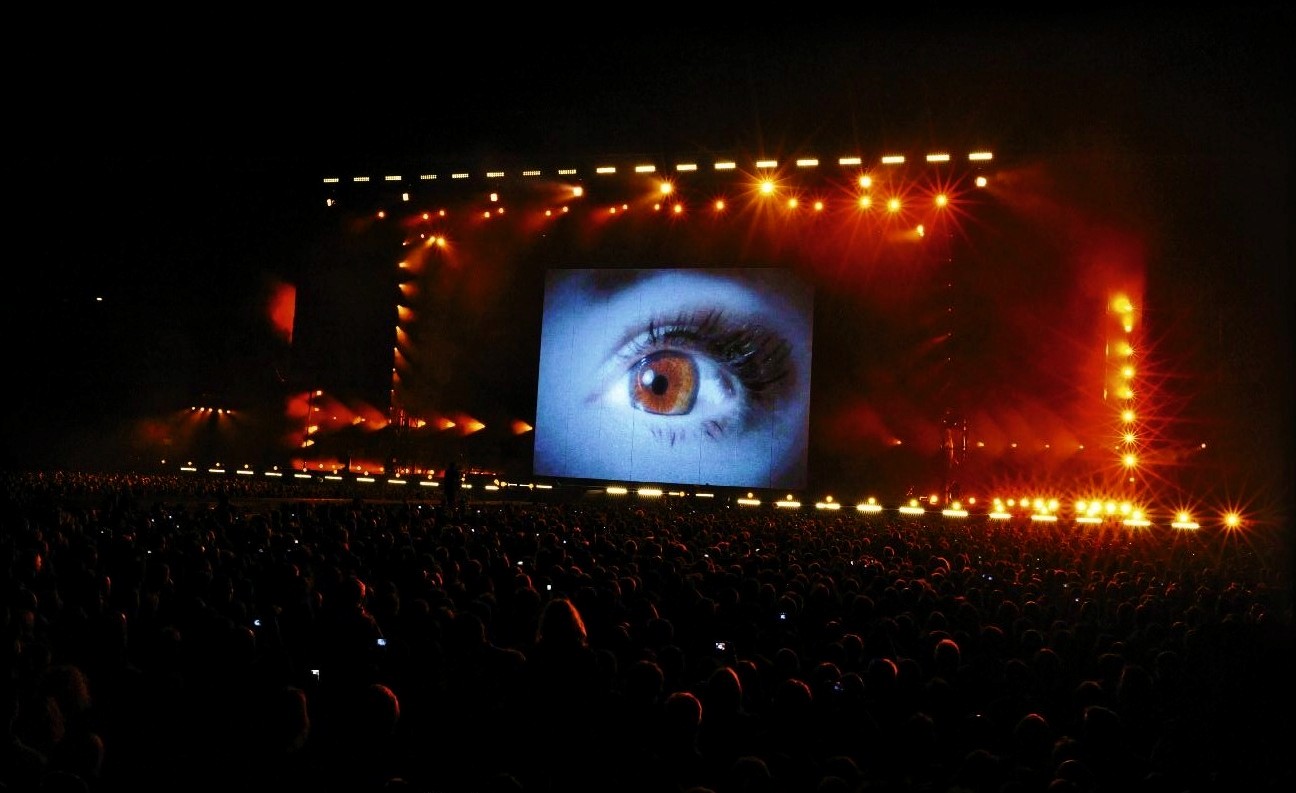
[
  {"x1": 858, "y1": 195, "x2": 872, "y2": 209},
  {"x1": 714, "y1": 199, "x2": 726, "y2": 211},
  {"x1": 858, "y1": 175, "x2": 873, "y2": 188},
  {"x1": 887, "y1": 197, "x2": 901, "y2": 212},
  {"x1": 759, "y1": 180, "x2": 775, "y2": 195},
  {"x1": 1122, "y1": 453, "x2": 1138, "y2": 468},
  {"x1": 934, "y1": 193, "x2": 948, "y2": 207},
  {"x1": 659, "y1": 181, "x2": 673, "y2": 195}
]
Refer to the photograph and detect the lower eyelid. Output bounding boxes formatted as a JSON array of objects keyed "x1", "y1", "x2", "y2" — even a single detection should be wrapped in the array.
[
  {"x1": 702, "y1": 418, "x2": 731, "y2": 439},
  {"x1": 642, "y1": 414, "x2": 736, "y2": 445}
]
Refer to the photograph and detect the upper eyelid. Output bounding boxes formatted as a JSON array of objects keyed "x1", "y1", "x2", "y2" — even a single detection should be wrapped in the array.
[
  {"x1": 651, "y1": 313, "x2": 795, "y2": 399},
  {"x1": 628, "y1": 309, "x2": 776, "y2": 357}
]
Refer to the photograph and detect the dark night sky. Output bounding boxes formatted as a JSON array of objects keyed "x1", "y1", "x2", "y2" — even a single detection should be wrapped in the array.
[{"x1": 7, "y1": 9, "x2": 1292, "y2": 515}]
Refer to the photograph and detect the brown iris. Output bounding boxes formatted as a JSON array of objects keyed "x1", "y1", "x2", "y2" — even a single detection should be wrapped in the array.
[{"x1": 631, "y1": 351, "x2": 699, "y2": 415}]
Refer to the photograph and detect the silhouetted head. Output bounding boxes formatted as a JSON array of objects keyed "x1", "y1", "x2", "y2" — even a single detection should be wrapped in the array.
[
  {"x1": 703, "y1": 665, "x2": 744, "y2": 715},
  {"x1": 536, "y1": 597, "x2": 588, "y2": 649},
  {"x1": 663, "y1": 690, "x2": 703, "y2": 736},
  {"x1": 623, "y1": 659, "x2": 665, "y2": 705}
]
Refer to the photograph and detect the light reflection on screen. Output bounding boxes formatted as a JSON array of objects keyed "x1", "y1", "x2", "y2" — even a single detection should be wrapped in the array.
[{"x1": 533, "y1": 268, "x2": 813, "y2": 488}]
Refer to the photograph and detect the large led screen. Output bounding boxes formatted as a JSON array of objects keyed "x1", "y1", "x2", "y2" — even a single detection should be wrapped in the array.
[{"x1": 533, "y1": 268, "x2": 813, "y2": 489}]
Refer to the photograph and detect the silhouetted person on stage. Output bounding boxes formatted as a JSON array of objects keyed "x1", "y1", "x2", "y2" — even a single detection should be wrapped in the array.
[{"x1": 443, "y1": 461, "x2": 461, "y2": 510}]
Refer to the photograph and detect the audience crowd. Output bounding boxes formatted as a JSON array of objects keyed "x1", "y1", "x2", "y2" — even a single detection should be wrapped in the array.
[{"x1": 3, "y1": 469, "x2": 1292, "y2": 792}]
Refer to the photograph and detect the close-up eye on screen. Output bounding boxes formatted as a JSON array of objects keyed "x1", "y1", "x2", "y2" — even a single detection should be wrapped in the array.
[{"x1": 533, "y1": 268, "x2": 813, "y2": 489}]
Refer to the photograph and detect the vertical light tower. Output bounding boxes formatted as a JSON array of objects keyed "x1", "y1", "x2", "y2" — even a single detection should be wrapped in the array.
[
  {"x1": 1107, "y1": 293, "x2": 1142, "y2": 494},
  {"x1": 927, "y1": 160, "x2": 969, "y2": 504}
]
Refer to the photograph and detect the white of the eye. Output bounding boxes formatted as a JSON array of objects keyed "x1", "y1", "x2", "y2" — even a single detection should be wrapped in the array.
[{"x1": 689, "y1": 358, "x2": 739, "y2": 417}]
